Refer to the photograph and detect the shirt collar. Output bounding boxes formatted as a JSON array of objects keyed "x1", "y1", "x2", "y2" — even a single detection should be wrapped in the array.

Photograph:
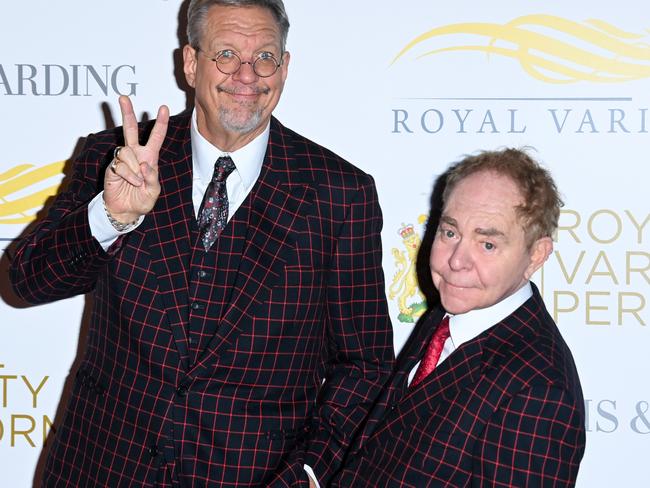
[
  {"x1": 190, "y1": 108, "x2": 269, "y2": 187},
  {"x1": 448, "y1": 282, "x2": 533, "y2": 350}
]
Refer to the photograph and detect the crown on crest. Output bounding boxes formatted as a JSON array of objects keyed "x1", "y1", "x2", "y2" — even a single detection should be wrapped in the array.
[{"x1": 398, "y1": 223, "x2": 415, "y2": 238}]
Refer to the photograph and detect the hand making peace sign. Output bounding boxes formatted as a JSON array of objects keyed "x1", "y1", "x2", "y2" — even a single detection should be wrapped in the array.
[{"x1": 103, "y1": 95, "x2": 170, "y2": 225}]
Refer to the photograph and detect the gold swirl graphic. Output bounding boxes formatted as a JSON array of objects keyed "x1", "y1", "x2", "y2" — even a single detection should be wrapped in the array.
[
  {"x1": 392, "y1": 14, "x2": 650, "y2": 83},
  {"x1": 0, "y1": 161, "x2": 65, "y2": 224}
]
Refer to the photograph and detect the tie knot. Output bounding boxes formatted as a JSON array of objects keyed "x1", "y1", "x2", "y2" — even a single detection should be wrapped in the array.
[{"x1": 214, "y1": 156, "x2": 236, "y2": 182}]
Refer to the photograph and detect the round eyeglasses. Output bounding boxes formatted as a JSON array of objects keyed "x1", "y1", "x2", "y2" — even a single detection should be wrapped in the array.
[{"x1": 199, "y1": 49, "x2": 283, "y2": 78}]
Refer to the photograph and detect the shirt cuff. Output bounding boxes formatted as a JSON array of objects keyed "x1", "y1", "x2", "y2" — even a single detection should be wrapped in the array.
[
  {"x1": 88, "y1": 192, "x2": 143, "y2": 251},
  {"x1": 304, "y1": 464, "x2": 321, "y2": 488}
]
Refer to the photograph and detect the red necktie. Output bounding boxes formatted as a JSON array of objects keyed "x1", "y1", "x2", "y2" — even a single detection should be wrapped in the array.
[
  {"x1": 410, "y1": 316, "x2": 451, "y2": 387},
  {"x1": 197, "y1": 156, "x2": 236, "y2": 251}
]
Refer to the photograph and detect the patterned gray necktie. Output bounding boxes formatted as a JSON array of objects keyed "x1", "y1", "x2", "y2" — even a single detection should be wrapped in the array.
[{"x1": 197, "y1": 156, "x2": 236, "y2": 251}]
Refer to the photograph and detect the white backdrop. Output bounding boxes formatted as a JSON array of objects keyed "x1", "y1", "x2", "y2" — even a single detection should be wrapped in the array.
[{"x1": 1, "y1": 1, "x2": 648, "y2": 486}]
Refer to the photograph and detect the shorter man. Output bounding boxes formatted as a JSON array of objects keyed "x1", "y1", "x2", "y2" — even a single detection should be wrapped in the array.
[{"x1": 334, "y1": 148, "x2": 586, "y2": 487}]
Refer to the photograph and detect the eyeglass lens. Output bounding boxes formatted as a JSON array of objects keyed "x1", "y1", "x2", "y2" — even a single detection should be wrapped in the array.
[{"x1": 215, "y1": 51, "x2": 279, "y2": 77}]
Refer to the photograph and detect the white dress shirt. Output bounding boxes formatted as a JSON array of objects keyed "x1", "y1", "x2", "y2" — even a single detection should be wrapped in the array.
[
  {"x1": 407, "y1": 282, "x2": 533, "y2": 385},
  {"x1": 190, "y1": 110, "x2": 267, "y2": 219},
  {"x1": 88, "y1": 109, "x2": 267, "y2": 250}
]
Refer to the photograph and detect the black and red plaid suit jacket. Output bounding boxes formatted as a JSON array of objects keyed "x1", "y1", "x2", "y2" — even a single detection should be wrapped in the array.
[
  {"x1": 10, "y1": 112, "x2": 394, "y2": 487},
  {"x1": 333, "y1": 283, "x2": 585, "y2": 487}
]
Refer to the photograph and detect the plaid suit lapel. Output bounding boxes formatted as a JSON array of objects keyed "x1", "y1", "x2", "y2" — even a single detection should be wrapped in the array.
[
  {"x1": 406, "y1": 333, "x2": 485, "y2": 408},
  {"x1": 190, "y1": 118, "x2": 314, "y2": 374},
  {"x1": 478, "y1": 285, "x2": 541, "y2": 371},
  {"x1": 143, "y1": 112, "x2": 194, "y2": 368},
  {"x1": 405, "y1": 288, "x2": 542, "y2": 411},
  {"x1": 384, "y1": 308, "x2": 446, "y2": 402},
  {"x1": 350, "y1": 308, "x2": 446, "y2": 449}
]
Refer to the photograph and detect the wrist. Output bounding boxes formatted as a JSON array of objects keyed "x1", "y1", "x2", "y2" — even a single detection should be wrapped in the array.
[{"x1": 103, "y1": 199, "x2": 139, "y2": 232}]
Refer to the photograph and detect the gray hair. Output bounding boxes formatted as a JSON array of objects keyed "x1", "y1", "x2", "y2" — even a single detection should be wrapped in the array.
[{"x1": 187, "y1": 0, "x2": 290, "y2": 52}]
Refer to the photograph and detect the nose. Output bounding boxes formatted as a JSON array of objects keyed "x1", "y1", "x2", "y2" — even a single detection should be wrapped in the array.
[
  {"x1": 448, "y1": 239, "x2": 473, "y2": 271},
  {"x1": 232, "y1": 60, "x2": 258, "y2": 84}
]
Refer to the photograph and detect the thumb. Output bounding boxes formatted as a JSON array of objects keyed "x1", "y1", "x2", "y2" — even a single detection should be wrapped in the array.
[{"x1": 140, "y1": 161, "x2": 160, "y2": 187}]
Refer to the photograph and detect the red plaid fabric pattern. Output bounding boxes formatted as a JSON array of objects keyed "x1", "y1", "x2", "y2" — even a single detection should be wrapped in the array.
[
  {"x1": 10, "y1": 113, "x2": 394, "y2": 487},
  {"x1": 333, "y1": 283, "x2": 586, "y2": 487}
]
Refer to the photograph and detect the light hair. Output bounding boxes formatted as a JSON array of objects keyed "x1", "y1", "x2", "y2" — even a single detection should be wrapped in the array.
[
  {"x1": 187, "y1": 0, "x2": 290, "y2": 51},
  {"x1": 443, "y1": 148, "x2": 564, "y2": 246}
]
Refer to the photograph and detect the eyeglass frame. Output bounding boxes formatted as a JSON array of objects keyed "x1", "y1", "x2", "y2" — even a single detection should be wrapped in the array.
[{"x1": 196, "y1": 47, "x2": 284, "y2": 78}]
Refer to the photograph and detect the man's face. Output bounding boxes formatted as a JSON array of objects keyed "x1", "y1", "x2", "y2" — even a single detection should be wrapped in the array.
[
  {"x1": 183, "y1": 5, "x2": 289, "y2": 147},
  {"x1": 430, "y1": 170, "x2": 551, "y2": 315}
]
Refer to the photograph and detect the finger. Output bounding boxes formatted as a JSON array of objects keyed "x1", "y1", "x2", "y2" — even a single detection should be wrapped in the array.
[
  {"x1": 139, "y1": 161, "x2": 159, "y2": 188},
  {"x1": 110, "y1": 159, "x2": 144, "y2": 187},
  {"x1": 115, "y1": 145, "x2": 142, "y2": 175},
  {"x1": 145, "y1": 105, "x2": 170, "y2": 161},
  {"x1": 119, "y1": 95, "x2": 140, "y2": 147}
]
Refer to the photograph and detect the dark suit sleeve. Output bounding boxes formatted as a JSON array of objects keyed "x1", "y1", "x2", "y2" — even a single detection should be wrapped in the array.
[
  {"x1": 10, "y1": 133, "x2": 116, "y2": 303},
  {"x1": 303, "y1": 176, "x2": 394, "y2": 483},
  {"x1": 473, "y1": 385, "x2": 586, "y2": 487}
]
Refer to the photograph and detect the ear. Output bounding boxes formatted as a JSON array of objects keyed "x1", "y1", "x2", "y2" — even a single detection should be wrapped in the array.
[
  {"x1": 183, "y1": 44, "x2": 198, "y2": 88},
  {"x1": 279, "y1": 51, "x2": 290, "y2": 83},
  {"x1": 524, "y1": 236, "x2": 553, "y2": 280}
]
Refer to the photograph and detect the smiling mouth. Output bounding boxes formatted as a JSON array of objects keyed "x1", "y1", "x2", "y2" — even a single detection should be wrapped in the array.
[
  {"x1": 221, "y1": 91, "x2": 259, "y2": 101},
  {"x1": 217, "y1": 86, "x2": 270, "y2": 97}
]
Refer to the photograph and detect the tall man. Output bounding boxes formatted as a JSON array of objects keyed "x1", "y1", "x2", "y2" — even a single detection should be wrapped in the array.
[
  {"x1": 10, "y1": 1, "x2": 393, "y2": 486},
  {"x1": 334, "y1": 148, "x2": 586, "y2": 487}
]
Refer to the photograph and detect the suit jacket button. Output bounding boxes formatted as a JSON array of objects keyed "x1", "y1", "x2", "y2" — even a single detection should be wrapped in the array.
[
  {"x1": 148, "y1": 445, "x2": 158, "y2": 458},
  {"x1": 176, "y1": 385, "x2": 188, "y2": 397}
]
